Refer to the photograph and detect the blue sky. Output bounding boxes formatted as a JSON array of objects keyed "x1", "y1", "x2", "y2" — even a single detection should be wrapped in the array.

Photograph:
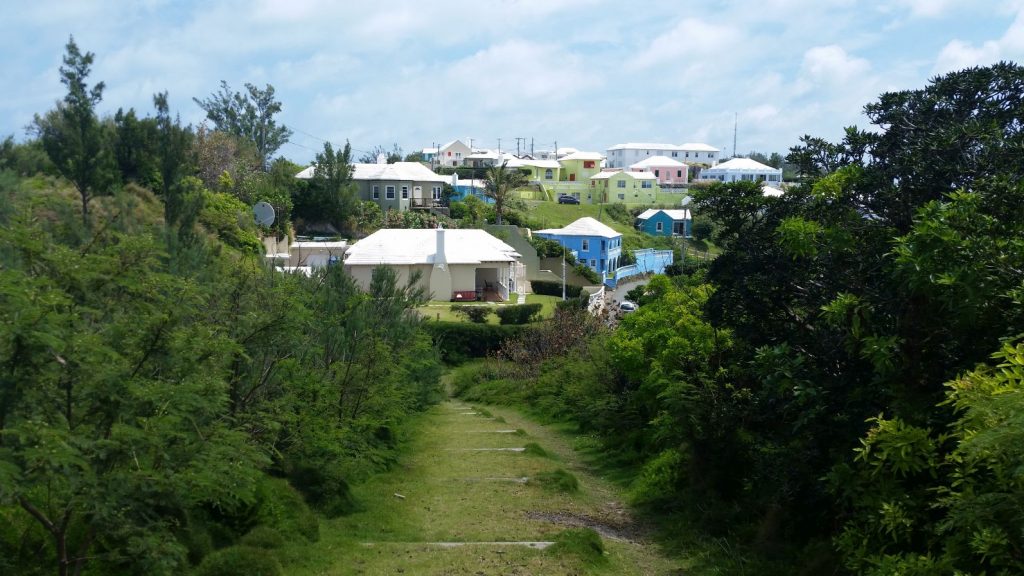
[{"x1": 2, "y1": 0, "x2": 1021, "y2": 163}]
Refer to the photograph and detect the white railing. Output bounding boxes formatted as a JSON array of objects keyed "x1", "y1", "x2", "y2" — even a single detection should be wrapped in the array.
[{"x1": 498, "y1": 281, "x2": 510, "y2": 301}]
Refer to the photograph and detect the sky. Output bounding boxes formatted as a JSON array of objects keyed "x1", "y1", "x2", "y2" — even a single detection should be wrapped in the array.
[{"x1": 2, "y1": 0, "x2": 1022, "y2": 164}]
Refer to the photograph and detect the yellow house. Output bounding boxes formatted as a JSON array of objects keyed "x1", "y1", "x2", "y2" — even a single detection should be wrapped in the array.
[{"x1": 590, "y1": 170, "x2": 659, "y2": 204}]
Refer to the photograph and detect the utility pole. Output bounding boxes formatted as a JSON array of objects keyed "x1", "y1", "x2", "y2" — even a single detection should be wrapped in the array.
[
  {"x1": 531, "y1": 137, "x2": 534, "y2": 157},
  {"x1": 733, "y1": 112, "x2": 738, "y2": 159},
  {"x1": 561, "y1": 247, "x2": 566, "y2": 301},
  {"x1": 469, "y1": 137, "x2": 475, "y2": 152},
  {"x1": 497, "y1": 137, "x2": 502, "y2": 154},
  {"x1": 515, "y1": 137, "x2": 524, "y2": 157}
]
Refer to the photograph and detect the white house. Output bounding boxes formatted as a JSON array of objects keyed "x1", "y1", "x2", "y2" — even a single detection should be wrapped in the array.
[
  {"x1": 606, "y1": 142, "x2": 720, "y2": 169},
  {"x1": 699, "y1": 157, "x2": 783, "y2": 184},
  {"x1": 432, "y1": 140, "x2": 473, "y2": 168},
  {"x1": 343, "y1": 228, "x2": 523, "y2": 302}
]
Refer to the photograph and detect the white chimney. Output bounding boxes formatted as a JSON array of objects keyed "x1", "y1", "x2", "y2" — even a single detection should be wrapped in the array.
[
  {"x1": 376, "y1": 153, "x2": 387, "y2": 164},
  {"x1": 435, "y1": 225, "x2": 446, "y2": 270}
]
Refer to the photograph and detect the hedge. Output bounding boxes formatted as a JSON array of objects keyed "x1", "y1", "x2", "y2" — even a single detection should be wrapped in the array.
[
  {"x1": 422, "y1": 321, "x2": 533, "y2": 363},
  {"x1": 530, "y1": 280, "x2": 582, "y2": 298},
  {"x1": 495, "y1": 303, "x2": 543, "y2": 325}
]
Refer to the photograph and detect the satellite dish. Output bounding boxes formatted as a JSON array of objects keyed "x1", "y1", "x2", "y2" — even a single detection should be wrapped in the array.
[
  {"x1": 680, "y1": 195, "x2": 693, "y2": 207},
  {"x1": 253, "y1": 202, "x2": 276, "y2": 226}
]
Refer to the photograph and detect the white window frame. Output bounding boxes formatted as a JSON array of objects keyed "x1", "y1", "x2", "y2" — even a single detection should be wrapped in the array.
[
  {"x1": 581, "y1": 239, "x2": 589, "y2": 252},
  {"x1": 616, "y1": 180, "x2": 626, "y2": 188},
  {"x1": 656, "y1": 221, "x2": 663, "y2": 232},
  {"x1": 642, "y1": 180, "x2": 652, "y2": 189},
  {"x1": 372, "y1": 185, "x2": 380, "y2": 199},
  {"x1": 386, "y1": 185, "x2": 396, "y2": 199},
  {"x1": 432, "y1": 186, "x2": 442, "y2": 200},
  {"x1": 401, "y1": 185, "x2": 409, "y2": 199}
]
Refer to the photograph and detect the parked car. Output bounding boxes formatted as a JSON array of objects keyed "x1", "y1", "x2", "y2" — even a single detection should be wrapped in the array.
[
  {"x1": 619, "y1": 300, "x2": 637, "y2": 312},
  {"x1": 557, "y1": 194, "x2": 580, "y2": 204}
]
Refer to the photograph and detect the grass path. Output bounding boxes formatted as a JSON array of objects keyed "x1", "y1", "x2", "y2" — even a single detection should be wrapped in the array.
[{"x1": 279, "y1": 399, "x2": 687, "y2": 575}]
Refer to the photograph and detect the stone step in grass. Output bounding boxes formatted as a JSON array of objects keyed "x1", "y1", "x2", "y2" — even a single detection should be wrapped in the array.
[{"x1": 361, "y1": 541, "x2": 555, "y2": 550}]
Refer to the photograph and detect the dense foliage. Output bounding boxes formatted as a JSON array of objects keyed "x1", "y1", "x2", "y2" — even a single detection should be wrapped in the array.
[
  {"x1": 0, "y1": 40, "x2": 442, "y2": 576},
  {"x1": 455, "y1": 62, "x2": 1024, "y2": 574}
]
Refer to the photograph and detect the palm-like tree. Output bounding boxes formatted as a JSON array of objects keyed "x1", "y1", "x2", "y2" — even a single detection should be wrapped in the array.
[{"x1": 484, "y1": 160, "x2": 529, "y2": 225}]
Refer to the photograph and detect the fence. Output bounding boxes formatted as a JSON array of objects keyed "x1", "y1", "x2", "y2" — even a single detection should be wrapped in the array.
[{"x1": 605, "y1": 249, "x2": 674, "y2": 288}]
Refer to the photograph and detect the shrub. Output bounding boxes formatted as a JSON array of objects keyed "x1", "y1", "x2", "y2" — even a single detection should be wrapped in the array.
[
  {"x1": 193, "y1": 546, "x2": 282, "y2": 576},
  {"x1": 450, "y1": 304, "x2": 492, "y2": 324},
  {"x1": 547, "y1": 528, "x2": 606, "y2": 564},
  {"x1": 603, "y1": 203, "x2": 632, "y2": 225},
  {"x1": 253, "y1": 477, "x2": 320, "y2": 543},
  {"x1": 422, "y1": 322, "x2": 532, "y2": 363},
  {"x1": 495, "y1": 303, "x2": 542, "y2": 325},
  {"x1": 531, "y1": 469, "x2": 579, "y2": 493},
  {"x1": 287, "y1": 464, "x2": 359, "y2": 518},
  {"x1": 523, "y1": 442, "x2": 548, "y2": 457},
  {"x1": 239, "y1": 526, "x2": 285, "y2": 550},
  {"x1": 530, "y1": 280, "x2": 582, "y2": 298}
]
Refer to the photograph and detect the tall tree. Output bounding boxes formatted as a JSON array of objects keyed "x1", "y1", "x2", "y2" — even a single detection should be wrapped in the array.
[
  {"x1": 35, "y1": 37, "x2": 116, "y2": 227},
  {"x1": 193, "y1": 81, "x2": 292, "y2": 170},
  {"x1": 153, "y1": 92, "x2": 197, "y2": 231},
  {"x1": 358, "y1": 143, "x2": 403, "y2": 164},
  {"x1": 483, "y1": 161, "x2": 528, "y2": 225}
]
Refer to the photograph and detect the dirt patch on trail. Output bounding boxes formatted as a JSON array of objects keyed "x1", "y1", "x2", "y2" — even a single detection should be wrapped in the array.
[{"x1": 525, "y1": 505, "x2": 650, "y2": 543}]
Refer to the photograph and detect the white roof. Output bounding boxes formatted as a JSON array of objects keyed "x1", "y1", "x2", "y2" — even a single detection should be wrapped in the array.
[
  {"x1": 591, "y1": 169, "x2": 656, "y2": 181},
  {"x1": 637, "y1": 208, "x2": 691, "y2": 221},
  {"x1": 559, "y1": 151, "x2": 604, "y2": 161},
  {"x1": 344, "y1": 228, "x2": 520, "y2": 266},
  {"x1": 704, "y1": 157, "x2": 780, "y2": 173},
  {"x1": 422, "y1": 147, "x2": 438, "y2": 154},
  {"x1": 290, "y1": 241, "x2": 348, "y2": 249},
  {"x1": 606, "y1": 142, "x2": 719, "y2": 153},
  {"x1": 466, "y1": 150, "x2": 500, "y2": 160},
  {"x1": 762, "y1": 185, "x2": 785, "y2": 197},
  {"x1": 680, "y1": 142, "x2": 720, "y2": 152},
  {"x1": 520, "y1": 159, "x2": 561, "y2": 169},
  {"x1": 556, "y1": 147, "x2": 579, "y2": 155},
  {"x1": 353, "y1": 162, "x2": 448, "y2": 182},
  {"x1": 440, "y1": 139, "x2": 468, "y2": 150},
  {"x1": 608, "y1": 142, "x2": 684, "y2": 151},
  {"x1": 630, "y1": 156, "x2": 687, "y2": 169},
  {"x1": 535, "y1": 217, "x2": 621, "y2": 239}
]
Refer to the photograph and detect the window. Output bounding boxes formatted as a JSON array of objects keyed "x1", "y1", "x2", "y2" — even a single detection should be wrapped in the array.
[
  {"x1": 671, "y1": 151, "x2": 678, "y2": 157},
  {"x1": 656, "y1": 222, "x2": 663, "y2": 232},
  {"x1": 386, "y1": 186, "x2": 396, "y2": 199},
  {"x1": 372, "y1": 185, "x2": 380, "y2": 199},
  {"x1": 642, "y1": 180, "x2": 652, "y2": 189},
  {"x1": 401, "y1": 186, "x2": 409, "y2": 199},
  {"x1": 544, "y1": 168, "x2": 553, "y2": 180},
  {"x1": 432, "y1": 186, "x2": 442, "y2": 200},
  {"x1": 617, "y1": 193, "x2": 625, "y2": 200},
  {"x1": 590, "y1": 259, "x2": 596, "y2": 267},
  {"x1": 677, "y1": 170, "x2": 683, "y2": 178},
  {"x1": 654, "y1": 169, "x2": 660, "y2": 177},
  {"x1": 617, "y1": 180, "x2": 626, "y2": 188},
  {"x1": 582, "y1": 240, "x2": 589, "y2": 251},
  {"x1": 583, "y1": 160, "x2": 595, "y2": 169}
]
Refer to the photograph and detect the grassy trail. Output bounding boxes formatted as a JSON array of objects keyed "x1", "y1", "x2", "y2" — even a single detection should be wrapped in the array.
[{"x1": 279, "y1": 399, "x2": 687, "y2": 575}]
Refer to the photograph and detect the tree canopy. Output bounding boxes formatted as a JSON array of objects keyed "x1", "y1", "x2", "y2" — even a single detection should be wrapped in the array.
[{"x1": 194, "y1": 81, "x2": 293, "y2": 170}]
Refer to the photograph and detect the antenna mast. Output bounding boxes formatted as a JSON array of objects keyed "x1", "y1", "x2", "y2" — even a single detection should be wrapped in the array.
[{"x1": 733, "y1": 112, "x2": 738, "y2": 158}]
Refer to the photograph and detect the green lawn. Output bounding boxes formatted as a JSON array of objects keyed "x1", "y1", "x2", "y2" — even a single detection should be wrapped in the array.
[
  {"x1": 416, "y1": 294, "x2": 562, "y2": 324},
  {"x1": 278, "y1": 398, "x2": 689, "y2": 575}
]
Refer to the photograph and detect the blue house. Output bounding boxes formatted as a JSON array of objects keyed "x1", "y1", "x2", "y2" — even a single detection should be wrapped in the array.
[
  {"x1": 534, "y1": 217, "x2": 622, "y2": 278},
  {"x1": 635, "y1": 209, "x2": 692, "y2": 237}
]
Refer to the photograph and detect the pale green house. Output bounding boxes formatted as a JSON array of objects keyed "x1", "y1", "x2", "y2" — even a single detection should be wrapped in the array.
[{"x1": 590, "y1": 170, "x2": 659, "y2": 204}]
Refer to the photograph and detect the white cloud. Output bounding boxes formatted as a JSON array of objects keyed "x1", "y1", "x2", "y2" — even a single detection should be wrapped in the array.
[
  {"x1": 932, "y1": 7, "x2": 1024, "y2": 73},
  {"x1": 800, "y1": 45, "x2": 871, "y2": 86},
  {"x1": 628, "y1": 18, "x2": 739, "y2": 70},
  {"x1": 898, "y1": 0, "x2": 954, "y2": 18}
]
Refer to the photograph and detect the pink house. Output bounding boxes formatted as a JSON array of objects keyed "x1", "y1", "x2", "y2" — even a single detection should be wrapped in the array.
[{"x1": 629, "y1": 156, "x2": 688, "y2": 187}]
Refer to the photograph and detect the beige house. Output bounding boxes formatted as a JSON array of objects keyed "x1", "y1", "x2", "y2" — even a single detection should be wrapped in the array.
[{"x1": 344, "y1": 228, "x2": 524, "y2": 302}]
